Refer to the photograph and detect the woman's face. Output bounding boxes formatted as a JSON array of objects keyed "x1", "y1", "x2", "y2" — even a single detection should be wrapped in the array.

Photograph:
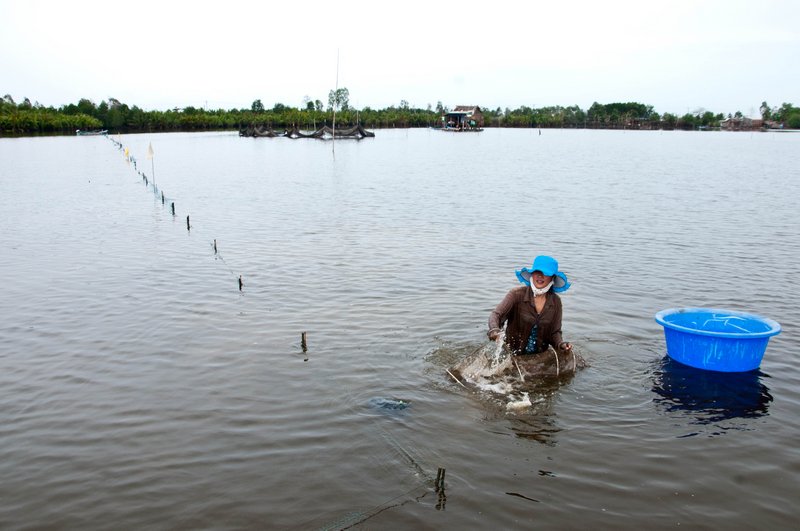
[{"x1": 531, "y1": 270, "x2": 553, "y2": 289}]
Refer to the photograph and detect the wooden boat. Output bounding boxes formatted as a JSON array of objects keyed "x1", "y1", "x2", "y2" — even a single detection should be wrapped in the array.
[
  {"x1": 76, "y1": 129, "x2": 108, "y2": 136},
  {"x1": 435, "y1": 125, "x2": 484, "y2": 132}
]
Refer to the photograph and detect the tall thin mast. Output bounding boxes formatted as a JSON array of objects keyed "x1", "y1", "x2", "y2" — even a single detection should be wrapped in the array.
[{"x1": 332, "y1": 49, "x2": 339, "y2": 153}]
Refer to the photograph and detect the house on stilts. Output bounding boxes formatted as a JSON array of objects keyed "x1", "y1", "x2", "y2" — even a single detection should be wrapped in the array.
[{"x1": 439, "y1": 105, "x2": 484, "y2": 131}]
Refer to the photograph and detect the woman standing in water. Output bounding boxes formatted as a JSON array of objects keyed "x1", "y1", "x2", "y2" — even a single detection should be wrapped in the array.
[{"x1": 488, "y1": 255, "x2": 572, "y2": 355}]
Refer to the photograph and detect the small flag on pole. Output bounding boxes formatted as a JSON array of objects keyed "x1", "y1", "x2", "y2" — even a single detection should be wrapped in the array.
[{"x1": 147, "y1": 142, "x2": 154, "y2": 160}]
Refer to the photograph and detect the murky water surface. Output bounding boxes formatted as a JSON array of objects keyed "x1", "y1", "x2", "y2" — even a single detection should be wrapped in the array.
[{"x1": 1, "y1": 129, "x2": 798, "y2": 529}]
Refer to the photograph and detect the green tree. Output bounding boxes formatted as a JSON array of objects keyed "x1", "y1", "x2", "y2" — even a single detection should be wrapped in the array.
[
  {"x1": 96, "y1": 101, "x2": 109, "y2": 125},
  {"x1": 107, "y1": 107, "x2": 125, "y2": 129},
  {"x1": 77, "y1": 98, "x2": 96, "y2": 117},
  {"x1": 774, "y1": 102, "x2": 797, "y2": 123},
  {"x1": 700, "y1": 111, "x2": 717, "y2": 127},
  {"x1": 661, "y1": 113, "x2": 677, "y2": 129},
  {"x1": 328, "y1": 87, "x2": 349, "y2": 111},
  {"x1": 759, "y1": 101, "x2": 771, "y2": 121},
  {"x1": 587, "y1": 102, "x2": 604, "y2": 126},
  {"x1": 251, "y1": 99, "x2": 264, "y2": 113},
  {"x1": 678, "y1": 113, "x2": 697, "y2": 130}
]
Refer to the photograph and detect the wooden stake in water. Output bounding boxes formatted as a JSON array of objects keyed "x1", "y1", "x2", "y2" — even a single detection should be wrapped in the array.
[
  {"x1": 186, "y1": 215, "x2": 190, "y2": 231},
  {"x1": 213, "y1": 239, "x2": 218, "y2": 254},
  {"x1": 301, "y1": 332, "x2": 308, "y2": 352},
  {"x1": 513, "y1": 358, "x2": 525, "y2": 382},
  {"x1": 238, "y1": 275, "x2": 243, "y2": 291},
  {"x1": 435, "y1": 467, "x2": 446, "y2": 492},
  {"x1": 171, "y1": 202, "x2": 175, "y2": 216},
  {"x1": 445, "y1": 368, "x2": 468, "y2": 389}
]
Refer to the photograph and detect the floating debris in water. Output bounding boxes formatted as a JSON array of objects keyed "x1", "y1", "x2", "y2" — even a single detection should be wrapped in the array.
[
  {"x1": 479, "y1": 382, "x2": 514, "y2": 395},
  {"x1": 368, "y1": 397, "x2": 411, "y2": 410}
]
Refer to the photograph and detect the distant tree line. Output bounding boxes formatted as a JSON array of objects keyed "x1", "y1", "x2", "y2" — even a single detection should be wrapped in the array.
[
  {"x1": 1, "y1": 95, "x2": 103, "y2": 133},
  {"x1": 759, "y1": 101, "x2": 800, "y2": 129},
  {"x1": 2, "y1": 92, "x2": 798, "y2": 135}
]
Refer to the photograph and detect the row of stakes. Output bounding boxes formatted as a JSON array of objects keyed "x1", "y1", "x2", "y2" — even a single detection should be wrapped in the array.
[
  {"x1": 105, "y1": 135, "x2": 315, "y2": 354},
  {"x1": 104, "y1": 137, "x2": 451, "y2": 503},
  {"x1": 107, "y1": 135, "x2": 246, "y2": 292},
  {"x1": 106, "y1": 137, "x2": 448, "y2": 494}
]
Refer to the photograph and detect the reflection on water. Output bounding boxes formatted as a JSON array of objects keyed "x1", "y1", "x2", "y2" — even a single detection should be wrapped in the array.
[
  {"x1": 651, "y1": 356, "x2": 772, "y2": 424},
  {"x1": 507, "y1": 410, "x2": 561, "y2": 446}
]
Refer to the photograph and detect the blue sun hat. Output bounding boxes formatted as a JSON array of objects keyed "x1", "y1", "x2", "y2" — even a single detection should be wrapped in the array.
[{"x1": 515, "y1": 255, "x2": 571, "y2": 293}]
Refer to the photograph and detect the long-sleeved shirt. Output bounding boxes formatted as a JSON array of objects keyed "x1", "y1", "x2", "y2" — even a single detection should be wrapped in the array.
[{"x1": 488, "y1": 286, "x2": 564, "y2": 354}]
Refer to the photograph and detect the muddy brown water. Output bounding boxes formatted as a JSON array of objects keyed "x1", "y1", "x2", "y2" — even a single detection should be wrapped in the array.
[{"x1": 1, "y1": 129, "x2": 798, "y2": 529}]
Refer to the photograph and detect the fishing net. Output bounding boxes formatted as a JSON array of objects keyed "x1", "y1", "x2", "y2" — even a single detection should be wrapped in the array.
[
  {"x1": 239, "y1": 124, "x2": 375, "y2": 139},
  {"x1": 449, "y1": 333, "x2": 587, "y2": 401}
]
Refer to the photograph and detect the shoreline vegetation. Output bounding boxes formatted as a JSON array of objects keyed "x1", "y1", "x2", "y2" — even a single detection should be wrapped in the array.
[{"x1": 2, "y1": 92, "x2": 798, "y2": 136}]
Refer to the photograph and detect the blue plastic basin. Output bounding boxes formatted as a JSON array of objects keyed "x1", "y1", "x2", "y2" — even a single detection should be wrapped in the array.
[{"x1": 655, "y1": 308, "x2": 781, "y2": 372}]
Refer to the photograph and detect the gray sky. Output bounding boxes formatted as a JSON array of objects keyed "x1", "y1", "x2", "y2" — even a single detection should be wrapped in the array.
[{"x1": 1, "y1": 0, "x2": 797, "y2": 117}]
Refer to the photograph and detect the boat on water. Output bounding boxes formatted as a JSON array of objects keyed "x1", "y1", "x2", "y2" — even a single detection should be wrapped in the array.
[
  {"x1": 76, "y1": 129, "x2": 108, "y2": 136},
  {"x1": 435, "y1": 125, "x2": 484, "y2": 132}
]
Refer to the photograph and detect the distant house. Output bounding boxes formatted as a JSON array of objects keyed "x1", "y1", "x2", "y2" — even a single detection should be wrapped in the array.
[
  {"x1": 442, "y1": 105, "x2": 484, "y2": 130},
  {"x1": 720, "y1": 117, "x2": 763, "y2": 131}
]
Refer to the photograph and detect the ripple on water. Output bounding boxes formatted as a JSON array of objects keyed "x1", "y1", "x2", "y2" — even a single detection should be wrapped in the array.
[{"x1": 0, "y1": 130, "x2": 798, "y2": 528}]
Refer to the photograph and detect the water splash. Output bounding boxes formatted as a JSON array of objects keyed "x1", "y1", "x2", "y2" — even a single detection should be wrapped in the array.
[
  {"x1": 490, "y1": 329, "x2": 506, "y2": 366},
  {"x1": 451, "y1": 332, "x2": 517, "y2": 397},
  {"x1": 506, "y1": 392, "x2": 533, "y2": 411},
  {"x1": 447, "y1": 331, "x2": 586, "y2": 411}
]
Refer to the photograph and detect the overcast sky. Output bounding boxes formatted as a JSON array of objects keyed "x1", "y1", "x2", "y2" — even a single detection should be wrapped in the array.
[{"x1": 1, "y1": 0, "x2": 797, "y2": 117}]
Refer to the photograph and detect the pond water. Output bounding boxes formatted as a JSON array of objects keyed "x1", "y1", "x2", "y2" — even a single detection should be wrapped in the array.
[{"x1": 1, "y1": 128, "x2": 798, "y2": 529}]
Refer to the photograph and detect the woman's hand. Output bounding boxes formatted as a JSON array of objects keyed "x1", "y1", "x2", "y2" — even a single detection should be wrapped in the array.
[
  {"x1": 558, "y1": 342, "x2": 572, "y2": 351},
  {"x1": 488, "y1": 329, "x2": 502, "y2": 341}
]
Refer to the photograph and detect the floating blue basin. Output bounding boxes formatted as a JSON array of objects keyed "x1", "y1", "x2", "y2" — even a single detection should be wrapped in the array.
[{"x1": 655, "y1": 308, "x2": 781, "y2": 372}]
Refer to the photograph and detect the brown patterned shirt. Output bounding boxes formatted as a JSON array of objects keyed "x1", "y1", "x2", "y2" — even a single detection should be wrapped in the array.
[{"x1": 488, "y1": 286, "x2": 564, "y2": 354}]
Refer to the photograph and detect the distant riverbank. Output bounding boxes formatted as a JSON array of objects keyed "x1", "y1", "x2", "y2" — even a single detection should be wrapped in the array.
[
  {"x1": 2, "y1": 95, "x2": 797, "y2": 136},
  {"x1": 1, "y1": 124, "x2": 789, "y2": 139}
]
